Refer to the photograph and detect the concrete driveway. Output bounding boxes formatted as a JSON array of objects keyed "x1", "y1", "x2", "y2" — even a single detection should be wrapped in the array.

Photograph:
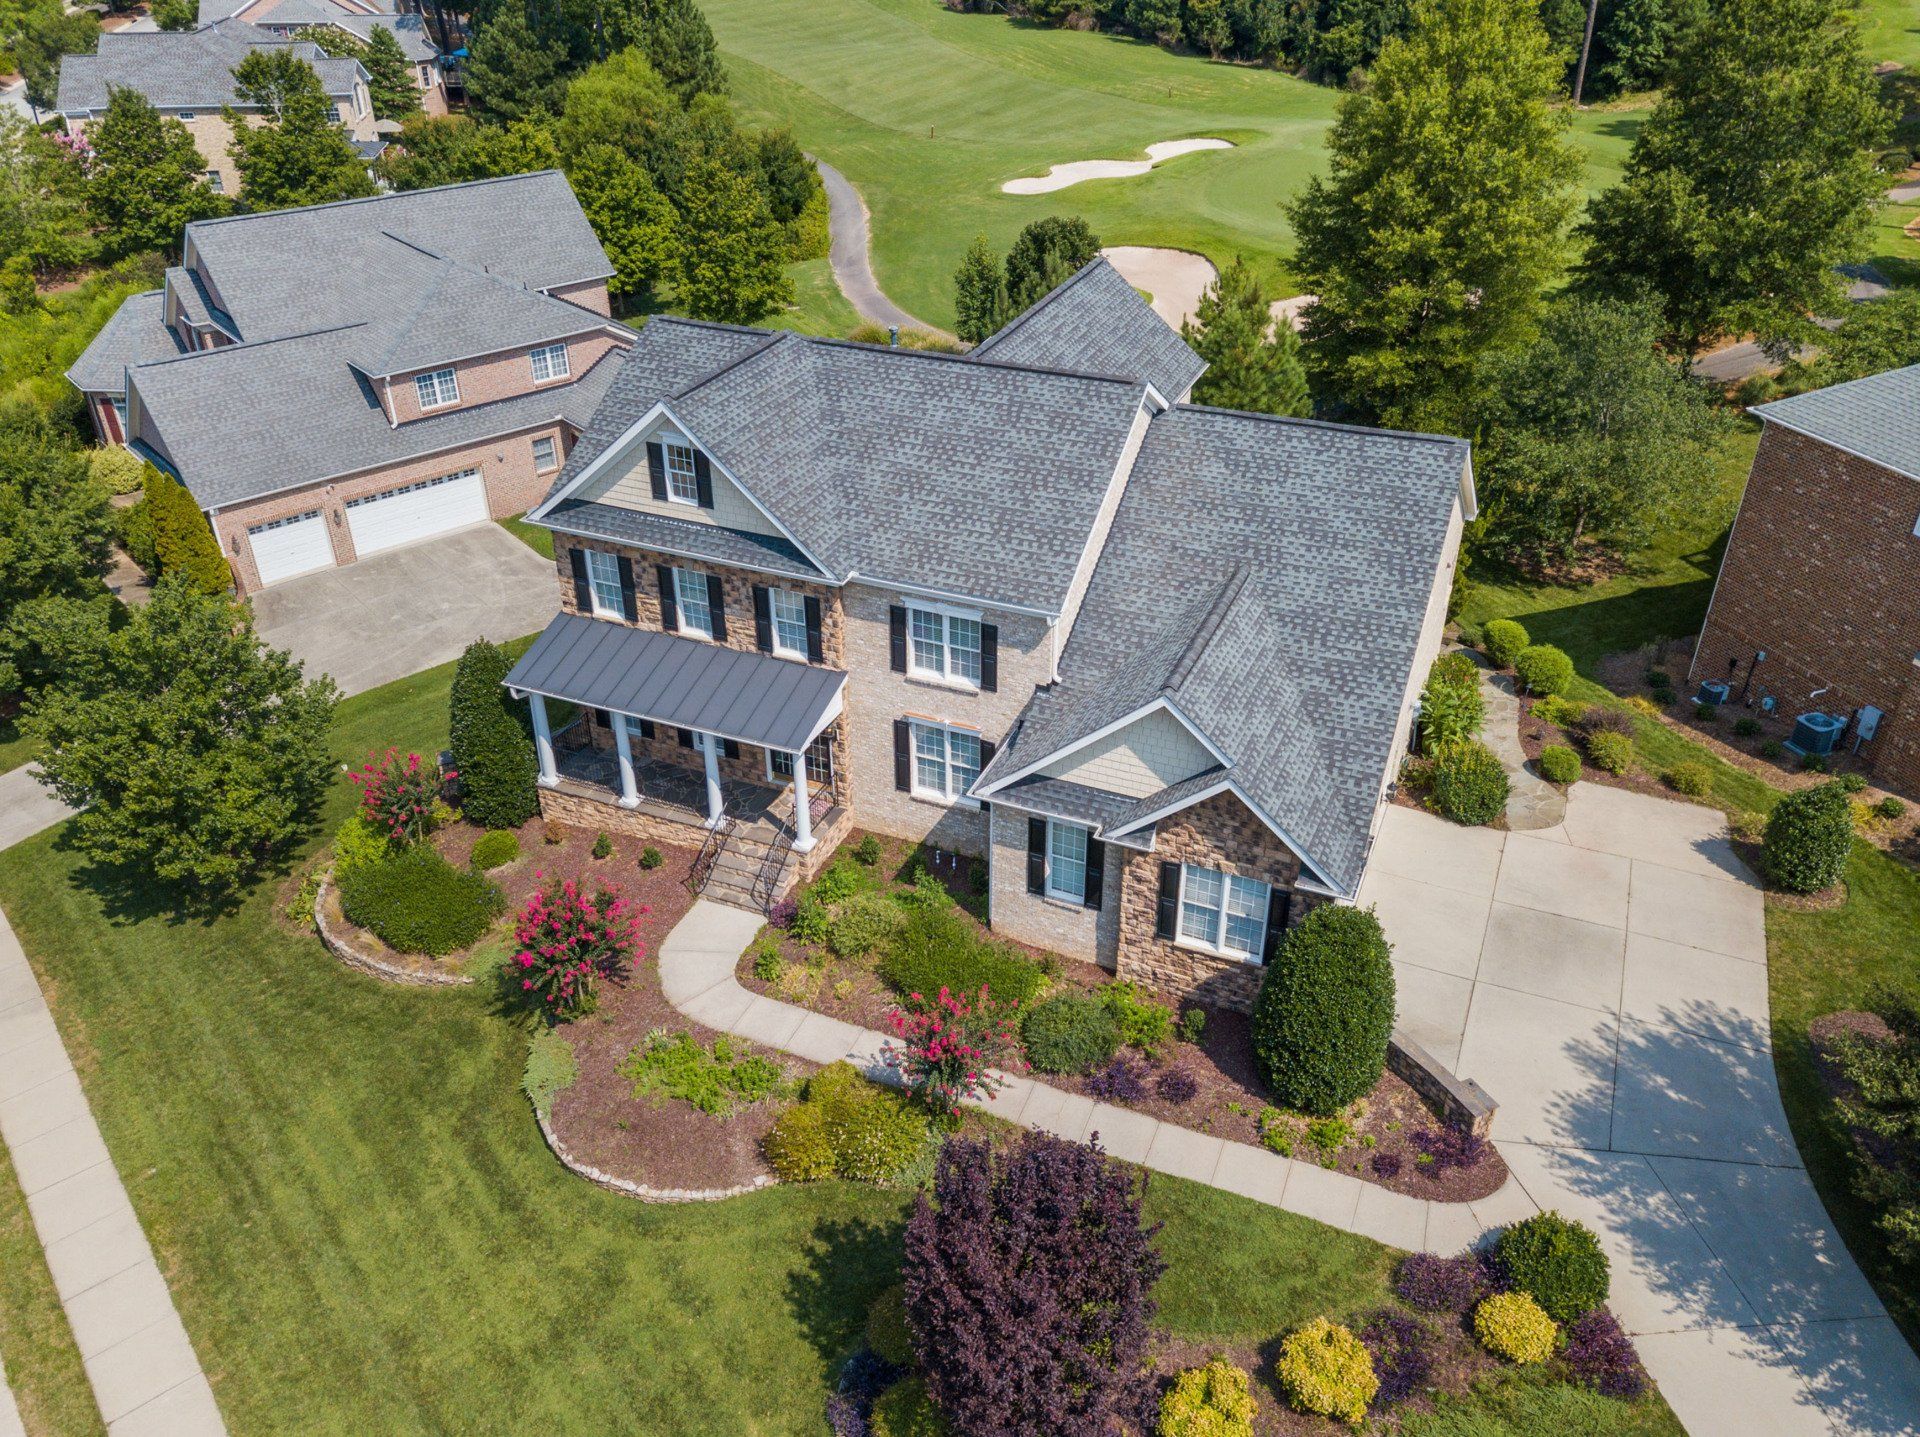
[
  {"x1": 1361, "y1": 786, "x2": 1920, "y2": 1435},
  {"x1": 249, "y1": 523, "x2": 558, "y2": 697}
]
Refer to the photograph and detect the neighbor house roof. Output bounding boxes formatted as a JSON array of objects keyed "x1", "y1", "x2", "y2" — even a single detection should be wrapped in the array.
[
  {"x1": 977, "y1": 406, "x2": 1471, "y2": 895},
  {"x1": 1753, "y1": 364, "x2": 1920, "y2": 482},
  {"x1": 206, "y1": 0, "x2": 440, "y2": 62},
  {"x1": 64, "y1": 291, "x2": 188, "y2": 393},
  {"x1": 55, "y1": 20, "x2": 361, "y2": 113},
  {"x1": 970, "y1": 256, "x2": 1206, "y2": 402}
]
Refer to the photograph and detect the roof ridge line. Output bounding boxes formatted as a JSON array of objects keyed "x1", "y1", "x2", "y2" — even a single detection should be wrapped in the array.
[
  {"x1": 183, "y1": 169, "x2": 570, "y2": 235},
  {"x1": 816, "y1": 331, "x2": 1149, "y2": 390},
  {"x1": 1171, "y1": 401, "x2": 1470, "y2": 448},
  {"x1": 1163, "y1": 564, "x2": 1249, "y2": 694},
  {"x1": 131, "y1": 319, "x2": 368, "y2": 370},
  {"x1": 971, "y1": 255, "x2": 1114, "y2": 357},
  {"x1": 666, "y1": 328, "x2": 792, "y2": 402}
]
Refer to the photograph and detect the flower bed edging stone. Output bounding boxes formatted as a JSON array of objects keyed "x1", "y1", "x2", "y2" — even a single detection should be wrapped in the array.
[
  {"x1": 313, "y1": 870, "x2": 474, "y2": 988},
  {"x1": 533, "y1": 1103, "x2": 775, "y2": 1204}
]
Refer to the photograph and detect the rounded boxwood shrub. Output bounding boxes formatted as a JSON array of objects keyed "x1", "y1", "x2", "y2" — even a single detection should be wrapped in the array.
[
  {"x1": 877, "y1": 906, "x2": 1046, "y2": 1008},
  {"x1": 1429, "y1": 740, "x2": 1508, "y2": 826},
  {"x1": 1251, "y1": 906, "x2": 1394, "y2": 1116},
  {"x1": 1275, "y1": 1318, "x2": 1377, "y2": 1425},
  {"x1": 1473, "y1": 1291, "x2": 1557, "y2": 1364},
  {"x1": 1021, "y1": 993, "x2": 1121, "y2": 1074},
  {"x1": 1514, "y1": 644, "x2": 1575, "y2": 697},
  {"x1": 448, "y1": 639, "x2": 540, "y2": 830},
  {"x1": 829, "y1": 891, "x2": 906, "y2": 959},
  {"x1": 764, "y1": 1062, "x2": 929, "y2": 1185},
  {"x1": 337, "y1": 846, "x2": 504, "y2": 955},
  {"x1": 1494, "y1": 1210, "x2": 1609, "y2": 1323},
  {"x1": 1537, "y1": 745, "x2": 1581, "y2": 786},
  {"x1": 1763, "y1": 780, "x2": 1853, "y2": 895},
  {"x1": 1529, "y1": 694, "x2": 1584, "y2": 730},
  {"x1": 870, "y1": 1377, "x2": 949, "y2": 1437},
  {"x1": 1879, "y1": 795, "x2": 1907, "y2": 821},
  {"x1": 1158, "y1": 1358, "x2": 1256, "y2": 1437},
  {"x1": 1483, "y1": 618, "x2": 1530, "y2": 668},
  {"x1": 470, "y1": 829, "x2": 520, "y2": 871},
  {"x1": 866, "y1": 1283, "x2": 916, "y2": 1367},
  {"x1": 1666, "y1": 762, "x2": 1711, "y2": 798},
  {"x1": 1584, "y1": 730, "x2": 1636, "y2": 776}
]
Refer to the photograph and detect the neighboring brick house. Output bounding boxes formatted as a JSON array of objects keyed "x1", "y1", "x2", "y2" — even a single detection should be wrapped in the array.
[
  {"x1": 66, "y1": 172, "x2": 632, "y2": 594},
  {"x1": 54, "y1": 20, "x2": 377, "y2": 195},
  {"x1": 197, "y1": 0, "x2": 448, "y2": 113},
  {"x1": 503, "y1": 259, "x2": 1473, "y2": 1012},
  {"x1": 1689, "y1": 365, "x2": 1920, "y2": 798}
]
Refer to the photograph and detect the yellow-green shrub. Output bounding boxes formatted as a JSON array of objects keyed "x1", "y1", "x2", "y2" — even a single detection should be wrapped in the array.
[
  {"x1": 866, "y1": 1282, "x2": 916, "y2": 1366},
  {"x1": 1158, "y1": 1358, "x2": 1256, "y2": 1437},
  {"x1": 1275, "y1": 1318, "x2": 1377, "y2": 1426},
  {"x1": 870, "y1": 1377, "x2": 949, "y2": 1437},
  {"x1": 1473, "y1": 1291, "x2": 1557, "y2": 1364},
  {"x1": 763, "y1": 1062, "x2": 929, "y2": 1184}
]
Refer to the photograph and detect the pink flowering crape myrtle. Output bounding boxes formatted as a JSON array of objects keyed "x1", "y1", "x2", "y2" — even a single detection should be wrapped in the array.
[
  {"x1": 880, "y1": 985, "x2": 1015, "y2": 1117},
  {"x1": 513, "y1": 875, "x2": 648, "y2": 1020}
]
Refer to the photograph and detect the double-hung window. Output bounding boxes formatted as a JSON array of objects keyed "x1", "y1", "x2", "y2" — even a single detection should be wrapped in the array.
[
  {"x1": 909, "y1": 722, "x2": 981, "y2": 803},
  {"x1": 1046, "y1": 822, "x2": 1089, "y2": 903},
  {"x1": 674, "y1": 566, "x2": 714, "y2": 639},
  {"x1": 664, "y1": 440, "x2": 700, "y2": 505},
  {"x1": 532, "y1": 435, "x2": 559, "y2": 473},
  {"x1": 770, "y1": 588, "x2": 808, "y2": 659},
  {"x1": 907, "y1": 605, "x2": 982, "y2": 687},
  {"x1": 585, "y1": 549, "x2": 623, "y2": 617},
  {"x1": 1177, "y1": 864, "x2": 1269, "y2": 960},
  {"x1": 529, "y1": 342, "x2": 570, "y2": 382},
  {"x1": 414, "y1": 367, "x2": 459, "y2": 410}
]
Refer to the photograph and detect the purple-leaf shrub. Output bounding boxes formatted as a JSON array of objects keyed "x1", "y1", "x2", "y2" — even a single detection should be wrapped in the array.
[
  {"x1": 1562, "y1": 1309, "x2": 1649, "y2": 1400},
  {"x1": 1154, "y1": 1067, "x2": 1198, "y2": 1104},
  {"x1": 1360, "y1": 1309, "x2": 1435, "y2": 1409},
  {"x1": 1087, "y1": 1057, "x2": 1149, "y2": 1102},
  {"x1": 1371, "y1": 1151, "x2": 1403, "y2": 1179},
  {"x1": 1415, "y1": 1122, "x2": 1490, "y2": 1173},
  {"x1": 768, "y1": 897, "x2": 798, "y2": 930},
  {"x1": 903, "y1": 1131, "x2": 1166, "y2": 1437},
  {"x1": 1393, "y1": 1251, "x2": 1495, "y2": 1313},
  {"x1": 824, "y1": 1394, "x2": 867, "y2": 1437}
]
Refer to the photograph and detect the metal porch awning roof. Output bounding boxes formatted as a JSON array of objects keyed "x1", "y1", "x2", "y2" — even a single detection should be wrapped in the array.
[{"x1": 504, "y1": 613, "x2": 846, "y2": 753}]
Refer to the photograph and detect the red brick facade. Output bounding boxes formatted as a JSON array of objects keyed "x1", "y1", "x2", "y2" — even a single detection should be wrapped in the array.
[
  {"x1": 1689, "y1": 422, "x2": 1920, "y2": 797},
  {"x1": 383, "y1": 332, "x2": 623, "y2": 424}
]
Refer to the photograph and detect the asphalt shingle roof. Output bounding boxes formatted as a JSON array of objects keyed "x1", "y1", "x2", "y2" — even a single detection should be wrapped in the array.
[
  {"x1": 228, "y1": 0, "x2": 439, "y2": 57},
  {"x1": 56, "y1": 20, "x2": 360, "y2": 112},
  {"x1": 1753, "y1": 364, "x2": 1920, "y2": 481},
  {"x1": 971, "y1": 256, "x2": 1207, "y2": 402},
  {"x1": 64, "y1": 291, "x2": 187, "y2": 393},
  {"x1": 543, "y1": 498, "x2": 823, "y2": 582}
]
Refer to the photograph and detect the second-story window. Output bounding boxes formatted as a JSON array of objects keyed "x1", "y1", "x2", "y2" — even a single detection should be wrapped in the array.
[
  {"x1": 770, "y1": 589, "x2": 808, "y2": 658},
  {"x1": 908, "y1": 605, "x2": 982, "y2": 687},
  {"x1": 585, "y1": 549, "x2": 623, "y2": 617},
  {"x1": 414, "y1": 367, "x2": 459, "y2": 410},
  {"x1": 664, "y1": 441, "x2": 700, "y2": 504},
  {"x1": 530, "y1": 343, "x2": 570, "y2": 383},
  {"x1": 674, "y1": 566, "x2": 714, "y2": 639}
]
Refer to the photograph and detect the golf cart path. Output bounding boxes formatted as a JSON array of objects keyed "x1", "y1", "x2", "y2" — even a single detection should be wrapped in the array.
[{"x1": 812, "y1": 157, "x2": 949, "y2": 338}]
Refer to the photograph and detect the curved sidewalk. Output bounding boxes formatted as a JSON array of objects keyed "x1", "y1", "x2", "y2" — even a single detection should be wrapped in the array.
[{"x1": 812, "y1": 158, "x2": 949, "y2": 339}]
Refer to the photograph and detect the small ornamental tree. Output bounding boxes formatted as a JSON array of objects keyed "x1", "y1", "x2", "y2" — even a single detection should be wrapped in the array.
[
  {"x1": 1251, "y1": 905, "x2": 1395, "y2": 1114},
  {"x1": 348, "y1": 747, "x2": 443, "y2": 846},
  {"x1": 448, "y1": 639, "x2": 540, "y2": 830},
  {"x1": 903, "y1": 1131, "x2": 1166, "y2": 1437},
  {"x1": 1763, "y1": 778, "x2": 1853, "y2": 894},
  {"x1": 881, "y1": 985, "x2": 1012, "y2": 1117},
  {"x1": 512, "y1": 876, "x2": 647, "y2": 1019}
]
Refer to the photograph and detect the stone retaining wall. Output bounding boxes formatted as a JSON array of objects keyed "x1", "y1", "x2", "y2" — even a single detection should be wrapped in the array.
[
  {"x1": 1388, "y1": 1030, "x2": 1497, "y2": 1137},
  {"x1": 313, "y1": 872, "x2": 474, "y2": 988}
]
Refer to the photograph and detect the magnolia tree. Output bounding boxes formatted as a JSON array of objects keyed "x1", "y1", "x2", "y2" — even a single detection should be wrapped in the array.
[
  {"x1": 903, "y1": 1131, "x2": 1166, "y2": 1436},
  {"x1": 512, "y1": 875, "x2": 647, "y2": 1019},
  {"x1": 348, "y1": 748, "x2": 445, "y2": 846},
  {"x1": 880, "y1": 985, "x2": 1012, "y2": 1117}
]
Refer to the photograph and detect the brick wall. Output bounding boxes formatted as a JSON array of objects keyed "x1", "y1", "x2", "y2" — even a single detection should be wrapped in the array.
[
  {"x1": 985, "y1": 803, "x2": 1120, "y2": 966},
  {"x1": 548, "y1": 279, "x2": 612, "y2": 318},
  {"x1": 385, "y1": 333, "x2": 623, "y2": 424},
  {"x1": 1689, "y1": 422, "x2": 1920, "y2": 797}
]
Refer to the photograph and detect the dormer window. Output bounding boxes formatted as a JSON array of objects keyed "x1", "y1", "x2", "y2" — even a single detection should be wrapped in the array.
[
  {"x1": 414, "y1": 367, "x2": 459, "y2": 410},
  {"x1": 529, "y1": 342, "x2": 569, "y2": 383},
  {"x1": 664, "y1": 440, "x2": 700, "y2": 505}
]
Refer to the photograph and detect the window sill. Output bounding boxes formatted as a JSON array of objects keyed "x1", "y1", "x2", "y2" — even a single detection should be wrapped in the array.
[
  {"x1": 903, "y1": 671, "x2": 982, "y2": 696},
  {"x1": 1041, "y1": 891, "x2": 1090, "y2": 913},
  {"x1": 531, "y1": 372, "x2": 570, "y2": 386},
  {"x1": 908, "y1": 792, "x2": 981, "y2": 813},
  {"x1": 1168, "y1": 936, "x2": 1261, "y2": 966}
]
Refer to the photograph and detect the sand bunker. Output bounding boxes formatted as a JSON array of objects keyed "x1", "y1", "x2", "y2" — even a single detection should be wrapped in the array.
[
  {"x1": 1102, "y1": 246, "x2": 1318, "y2": 334},
  {"x1": 1002, "y1": 138, "x2": 1233, "y2": 195}
]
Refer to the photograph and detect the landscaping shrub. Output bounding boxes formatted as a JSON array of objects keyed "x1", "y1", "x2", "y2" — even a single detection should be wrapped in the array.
[
  {"x1": 1838, "y1": 772, "x2": 1868, "y2": 794},
  {"x1": 1179, "y1": 1007, "x2": 1206, "y2": 1044},
  {"x1": 1825, "y1": 997, "x2": 1920, "y2": 1293},
  {"x1": 1879, "y1": 795, "x2": 1907, "y2": 821},
  {"x1": 591, "y1": 831, "x2": 613, "y2": 859},
  {"x1": 878, "y1": 905, "x2": 1045, "y2": 1009},
  {"x1": 620, "y1": 1031, "x2": 783, "y2": 1117},
  {"x1": 1251, "y1": 906, "x2": 1395, "y2": 1115},
  {"x1": 1530, "y1": 694, "x2": 1584, "y2": 729},
  {"x1": 883, "y1": 988, "x2": 1014, "y2": 1117},
  {"x1": 542, "y1": 820, "x2": 565, "y2": 844},
  {"x1": 869, "y1": 1378, "x2": 948, "y2": 1437},
  {"x1": 1275, "y1": 1318, "x2": 1377, "y2": 1425},
  {"x1": 337, "y1": 847, "x2": 503, "y2": 956},
  {"x1": 904, "y1": 1131, "x2": 1164, "y2": 1437},
  {"x1": 448, "y1": 639, "x2": 539, "y2": 829},
  {"x1": 1577, "y1": 704, "x2": 1634, "y2": 739},
  {"x1": 1482, "y1": 618, "x2": 1530, "y2": 668},
  {"x1": 1562, "y1": 1309, "x2": 1650, "y2": 1400},
  {"x1": 1429, "y1": 650, "x2": 1479, "y2": 690},
  {"x1": 509, "y1": 876, "x2": 646, "y2": 1018},
  {"x1": 1473, "y1": 1292, "x2": 1556, "y2": 1364},
  {"x1": 1494, "y1": 1211, "x2": 1610, "y2": 1323},
  {"x1": 764, "y1": 1062, "x2": 932, "y2": 1184},
  {"x1": 1514, "y1": 644, "x2": 1575, "y2": 697},
  {"x1": 789, "y1": 893, "x2": 832, "y2": 944},
  {"x1": 1413, "y1": 1123, "x2": 1490, "y2": 1173},
  {"x1": 1359, "y1": 1309, "x2": 1436, "y2": 1409},
  {"x1": 1101, "y1": 981, "x2": 1173, "y2": 1055},
  {"x1": 349, "y1": 747, "x2": 443, "y2": 846},
  {"x1": 1420, "y1": 656, "x2": 1483, "y2": 750},
  {"x1": 866, "y1": 1284, "x2": 916, "y2": 1367},
  {"x1": 1734, "y1": 716, "x2": 1762, "y2": 737},
  {"x1": 470, "y1": 829, "x2": 519, "y2": 871},
  {"x1": 1584, "y1": 730, "x2": 1636, "y2": 776},
  {"x1": 1393, "y1": 1252, "x2": 1496, "y2": 1313},
  {"x1": 1803, "y1": 753, "x2": 1828, "y2": 773},
  {"x1": 1155, "y1": 1068, "x2": 1198, "y2": 1105},
  {"x1": 1157, "y1": 1359, "x2": 1256, "y2": 1437},
  {"x1": 854, "y1": 834, "x2": 882, "y2": 865},
  {"x1": 1538, "y1": 745, "x2": 1581, "y2": 785},
  {"x1": 330, "y1": 812, "x2": 393, "y2": 879},
  {"x1": 1022, "y1": 993, "x2": 1121, "y2": 1074},
  {"x1": 521, "y1": 1028, "x2": 578, "y2": 1118},
  {"x1": 768, "y1": 896, "x2": 799, "y2": 929},
  {"x1": 1666, "y1": 761, "x2": 1712, "y2": 797},
  {"x1": 639, "y1": 845, "x2": 663, "y2": 869},
  {"x1": 1693, "y1": 702, "x2": 1718, "y2": 722},
  {"x1": 830, "y1": 891, "x2": 906, "y2": 959},
  {"x1": 1086, "y1": 1056, "x2": 1149, "y2": 1102},
  {"x1": 1760, "y1": 739, "x2": 1784, "y2": 759},
  {"x1": 1763, "y1": 779, "x2": 1854, "y2": 894},
  {"x1": 1429, "y1": 740, "x2": 1508, "y2": 825},
  {"x1": 1369, "y1": 1151, "x2": 1401, "y2": 1179},
  {"x1": 810, "y1": 858, "x2": 866, "y2": 905},
  {"x1": 751, "y1": 939, "x2": 782, "y2": 982}
]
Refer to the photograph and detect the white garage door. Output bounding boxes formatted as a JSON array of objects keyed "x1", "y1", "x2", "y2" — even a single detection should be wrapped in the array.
[
  {"x1": 247, "y1": 509, "x2": 335, "y2": 586},
  {"x1": 344, "y1": 469, "x2": 488, "y2": 557}
]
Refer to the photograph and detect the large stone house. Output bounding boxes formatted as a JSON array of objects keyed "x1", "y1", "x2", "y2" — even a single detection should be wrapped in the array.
[
  {"x1": 1689, "y1": 364, "x2": 1920, "y2": 797},
  {"x1": 505, "y1": 259, "x2": 1473, "y2": 1012},
  {"x1": 66, "y1": 173, "x2": 631, "y2": 593}
]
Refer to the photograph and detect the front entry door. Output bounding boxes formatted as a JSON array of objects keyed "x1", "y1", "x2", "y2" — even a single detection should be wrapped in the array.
[{"x1": 769, "y1": 735, "x2": 834, "y2": 796}]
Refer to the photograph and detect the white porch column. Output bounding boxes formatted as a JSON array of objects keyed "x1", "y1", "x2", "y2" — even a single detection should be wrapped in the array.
[
  {"x1": 611, "y1": 712, "x2": 640, "y2": 809},
  {"x1": 529, "y1": 692, "x2": 558, "y2": 787},
  {"x1": 790, "y1": 752, "x2": 815, "y2": 853},
  {"x1": 701, "y1": 732, "x2": 724, "y2": 828}
]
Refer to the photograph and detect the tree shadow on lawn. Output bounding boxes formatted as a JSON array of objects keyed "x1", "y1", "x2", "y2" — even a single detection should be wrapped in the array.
[
  {"x1": 49, "y1": 814, "x2": 317, "y2": 929},
  {"x1": 784, "y1": 1211, "x2": 908, "y2": 1369}
]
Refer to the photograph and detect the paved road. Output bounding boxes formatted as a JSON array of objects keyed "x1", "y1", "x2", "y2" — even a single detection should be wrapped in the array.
[{"x1": 812, "y1": 158, "x2": 947, "y2": 338}]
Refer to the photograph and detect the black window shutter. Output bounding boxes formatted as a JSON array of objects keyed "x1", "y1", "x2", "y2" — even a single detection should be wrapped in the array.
[
  {"x1": 646, "y1": 441, "x2": 667, "y2": 502},
  {"x1": 804, "y1": 596, "x2": 824, "y2": 663},
  {"x1": 677, "y1": 727, "x2": 694, "y2": 749},
  {"x1": 638, "y1": 719, "x2": 655, "y2": 740},
  {"x1": 1026, "y1": 817, "x2": 1046, "y2": 895},
  {"x1": 616, "y1": 556, "x2": 637, "y2": 622},
  {"x1": 752, "y1": 586, "x2": 772, "y2": 653},
  {"x1": 1084, "y1": 838, "x2": 1105, "y2": 910},
  {"x1": 723, "y1": 737, "x2": 740, "y2": 760},
  {"x1": 1154, "y1": 861, "x2": 1180, "y2": 940},
  {"x1": 889, "y1": 605, "x2": 907, "y2": 672},
  {"x1": 693, "y1": 451, "x2": 714, "y2": 508},
  {"x1": 978, "y1": 738, "x2": 996, "y2": 770},
  {"x1": 1263, "y1": 888, "x2": 1294, "y2": 965},
  {"x1": 591, "y1": 708, "x2": 608, "y2": 726},
  {"x1": 568, "y1": 547, "x2": 591, "y2": 611},
  {"x1": 703, "y1": 573, "x2": 727, "y2": 641},
  {"x1": 892, "y1": 719, "x2": 911, "y2": 792},
  {"x1": 980, "y1": 623, "x2": 999, "y2": 692},
  {"x1": 655, "y1": 565, "x2": 677, "y2": 631}
]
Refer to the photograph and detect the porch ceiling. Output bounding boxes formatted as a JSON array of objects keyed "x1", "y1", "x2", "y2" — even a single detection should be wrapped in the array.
[{"x1": 505, "y1": 612, "x2": 845, "y2": 753}]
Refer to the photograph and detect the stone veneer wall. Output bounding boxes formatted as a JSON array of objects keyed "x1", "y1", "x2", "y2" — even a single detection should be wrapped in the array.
[{"x1": 985, "y1": 803, "x2": 1121, "y2": 967}]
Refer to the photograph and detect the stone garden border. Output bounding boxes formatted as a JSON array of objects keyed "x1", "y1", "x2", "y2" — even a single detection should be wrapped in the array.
[
  {"x1": 312, "y1": 870, "x2": 475, "y2": 988},
  {"x1": 532, "y1": 1104, "x2": 776, "y2": 1204}
]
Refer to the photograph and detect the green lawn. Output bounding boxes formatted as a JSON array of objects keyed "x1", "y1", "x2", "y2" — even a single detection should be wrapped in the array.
[
  {"x1": 495, "y1": 512, "x2": 555, "y2": 561},
  {"x1": 0, "y1": 1142, "x2": 100, "y2": 1437},
  {"x1": 707, "y1": 0, "x2": 1643, "y2": 329},
  {"x1": 0, "y1": 715, "x2": 35, "y2": 776},
  {"x1": 0, "y1": 649, "x2": 1680, "y2": 1435},
  {"x1": 1855, "y1": 0, "x2": 1920, "y2": 70}
]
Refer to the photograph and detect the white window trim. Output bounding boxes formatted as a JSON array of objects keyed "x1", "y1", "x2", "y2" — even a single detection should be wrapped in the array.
[
  {"x1": 662, "y1": 438, "x2": 700, "y2": 507},
  {"x1": 673, "y1": 566, "x2": 714, "y2": 640},
  {"x1": 530, "y1": 342, "x2": 570, "y2": 384},
  {"x1": 905, "y1": 600, "x2": 983, "y2": 691},
  {"x1": 908, "y1": 719, "x2": 982, "y2": 807},
  {"x1": 414, "y1": 367, "x2": 459, "y2": 411},
  {"x1": 769, "y1": 587, "x2": 809, "y2": 660},
  {"x1": 1173, "y1": 864, "x2": 1269, "y2": 963},
  {"x1": 532, "y1": 435, "x2": 559, "y2": 474},
  {"x1": 584, "y1": 548, "x2": 623, "y2": 619},
  {"x1": 766, "y1": 736, "x2": 831, "y2": 787},
  {"x1": 1043, "y1": 819, "x2": 1089, "y2": 904}
]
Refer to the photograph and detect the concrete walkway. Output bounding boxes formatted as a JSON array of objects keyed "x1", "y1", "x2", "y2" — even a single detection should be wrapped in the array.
[
  {"x1": 1475, "y1": 666, "x2": 1566, "y2": 831},
  {"x1": 0, "y1": 767, "x2": 76, "y2": 852},
  {"x1": 812, "y1": 158, "x2": 948, "y2": 338},
  {"x1": 0, "y1": 1353, "x2": 24, "y2": 1437}
]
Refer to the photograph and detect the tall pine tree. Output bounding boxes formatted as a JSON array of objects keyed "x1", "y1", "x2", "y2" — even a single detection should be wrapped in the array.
[
  {"x1": 1182, "y1": 258, "x2": 1310, "y2": 416},
  {"x1": 351, "y1": 26, "x2": 422, "y2": 122},
  {"x1": 953, "y1": 235, "x2": 1009, "y2": 345}
]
